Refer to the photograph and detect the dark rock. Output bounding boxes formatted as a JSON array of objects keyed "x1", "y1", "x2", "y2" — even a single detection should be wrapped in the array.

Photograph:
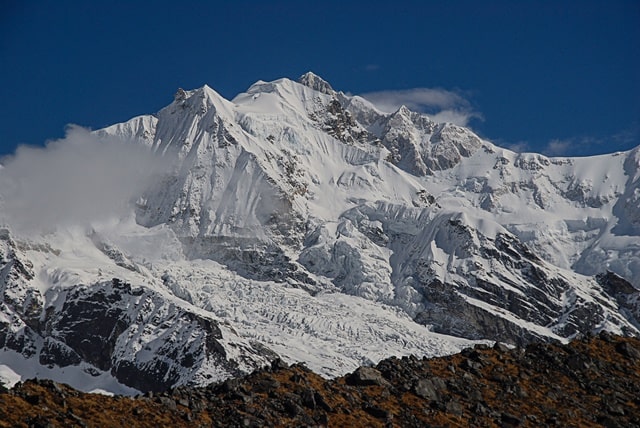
[
  {"x1": 270, "y1": 358, "x2": 289, "y2": 371},
  {"x1": 25, "y1": 416, "x2": 54, "y2": 428},
  {"x1": 24, "y1": 393, "x2": 41, "y2": 405},
  {"x1": 46, "y1": 282, "x2": 132, "y2": 371},
  {"x1": 67, "y1": 412, "x2": 88, "y2": 428},
  {"x1": 445, "y1": 400, "x2": 463, "y2": 416},
  {"x1": 39, "y1": 337, "x2": 82, "y2": 368},
  {"x1": 112, "y1": 359, "x2": 179, "y2": 393},
  {"x1": 598, "y1": 330, "x2": 615, "y2": 342},
  {"x1": 597, "y1": 271, "x2": 637, "y2": 295},
  {"x1": 468, "y1": 387, "x2": 484, "y2": 401},
  {"x1": 493, "y1": 342, "x2": 511, "y2": 353},
  {"x1": 363, "y1": 404, "x2": 389, "y2": 419},
  {"x1": 461, "y1": 358, "x2": 483, "y2": 374},
  {"x1": 615, "y1": 341, "x2": 640, "y2": 360},
  {"x1": 314, "y1": 391, "x2": 333, "y2": 412},
  {"x1": 252, "y1": 378, "x2": 280, "y2": 394},
  {"x1": 566, "y1": 353, "x2": 591, "y2": 370},
  {"x1": 314, "y1": 412, "x2": 329, "y2": 425},
  {"x1": 283, "y1": 399, "x2": 302, "y2": 417},
  {"x1": 220, "y1": 378, "x2": 242, "y2": 394},
  {"x1": 299, "y1": 388, "x2": 316, "y2": 409},
  {"x1": 413, "y1": 379, "x2": 440, "y2": 401},
  {"x1": 602, "y1": 395, "x2": 626, "y2": 416},
  {"x1": 597, "y1": 415, "x2": 622, "y2": 428},
  {"x1": 500, "y1": 412, "x2": 522, "y2": 426},
  {"x1": 472, "y1": 402, "x2": 489, "y2": 416},
  {"x1": 413, "y1": 378, "x2": 446, "y2": 401},
  {"x1": 158, "y1": 396, "x2": 177, "y2": 411},
  {"x1": 346, "y1": 367, "x2": 390, "y2": 387}
]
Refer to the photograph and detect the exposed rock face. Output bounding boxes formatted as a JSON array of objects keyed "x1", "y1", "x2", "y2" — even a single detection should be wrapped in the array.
[
  {"x1": 41, "y1": 279, "x2": 231, "y2": 391},
  {"x1": 22, "y1": 277, "x2": 275, "y2": 392},
  {"x1": 0, "y1": 231, "x2": 275, "y2": 392},
  {"x1": 597, "y1": 271, "x2": 640, "y2": 327},
  {"x1": 334, "y1": 204, "x2": 640, "y2": 346},
  {"x1": 298, "y1": 71, "x2": 335, "y2": 95},
  {"x1": 1, "y1": 335, "x2": 638, "y2": 427},
  {"x1": 0, "y1": 229, "x2": 42, "y2": 358},
  {"x1": 408, "y1": 224, "x2": 638, "y2": 344}
]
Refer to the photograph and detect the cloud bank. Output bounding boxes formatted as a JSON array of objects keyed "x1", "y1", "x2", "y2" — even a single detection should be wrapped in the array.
[
  {"x1": 0, "y1": 126, "x2": 169, "y2": 233},
  {"x1": 360, "y1": 88, "x2": 482, "y2": 126}
]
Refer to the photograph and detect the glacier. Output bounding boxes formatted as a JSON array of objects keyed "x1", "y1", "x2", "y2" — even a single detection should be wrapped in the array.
[{"x1": 0, "y1": 72, "x2": 638, "y2": 393}]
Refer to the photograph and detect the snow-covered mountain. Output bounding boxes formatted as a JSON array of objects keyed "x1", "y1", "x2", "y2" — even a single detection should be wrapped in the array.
[{"x1": 1, "y1": 72, "x2": 639, "y2": 393}]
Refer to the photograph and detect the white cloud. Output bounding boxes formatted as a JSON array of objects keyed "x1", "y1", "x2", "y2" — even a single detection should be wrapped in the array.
[
  {"x1": 501, "y1": 135, "x2": 625, "y2": 157},
  {"x1": 612, "y1": 123, "x2": 639, "y2": 147},
  {"x1": 429, "y1": 110, "x2": 477, "y2": 127},
  {"x1": 504, "y1": 141, "x2": 531, "y2": 153},
  {"x1": 0, "y1": 126, "x2": 169, "y2": 233},
  {"x1": 543, "y1": 139, "x2": 574, "y2": 156},
  {"x1": 359, "y1": 88, "x2": 481, "y2": 126},
  {"x1": 360, "y1": 88, "x2": 463, "y2": 112}
]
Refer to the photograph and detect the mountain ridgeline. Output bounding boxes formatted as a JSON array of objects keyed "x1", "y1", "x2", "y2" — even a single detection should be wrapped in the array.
[{"x1": 0, "y1": 72, "x2": 639, "y2": 393}]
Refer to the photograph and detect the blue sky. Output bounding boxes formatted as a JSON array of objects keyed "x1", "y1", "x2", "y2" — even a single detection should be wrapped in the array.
[{"x1": 1, "y1": 0, "x2": 638, "y2": 157}]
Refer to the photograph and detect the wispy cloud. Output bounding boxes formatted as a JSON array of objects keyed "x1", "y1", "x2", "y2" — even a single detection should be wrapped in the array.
[
  {"x1": 359, "y1": 88, "x2": 482, "y2": 126},
  {"x1": 543, "y1": 138, "x2": 574, "y2": 156},
  {"x1": 510, "y1": 124, "x2": 639, "y2": 157},
  {"x1": 612, "y1": 122, "x2": 639, "y2": 147},
  {"x1": 505, "y1": 137, "x2": 596, "y2": 157},
  {"x1": 364, "y1": 64, "x2": 380, "y2": 72},
  {"x1": 0, "y1": 126, "x2": 169, "y2": 233},
  {"x1": 360, "y1": 88, "x2": 465, "y2": 112},
  {"x1": 542, "y1": 125, "x2": 639, "y2": 156},
  {"x1": 503, "y1": 141, "x2": 531, "y2": 153}
]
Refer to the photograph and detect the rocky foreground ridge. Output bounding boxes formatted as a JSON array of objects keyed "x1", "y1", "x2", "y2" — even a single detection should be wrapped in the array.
[{"x1": 1, "y1": 333, "x2": 638, "y2": 427}]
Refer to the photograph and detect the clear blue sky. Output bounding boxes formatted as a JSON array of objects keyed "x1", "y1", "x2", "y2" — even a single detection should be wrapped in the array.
[{"x1": 1, "y1": 0, "x2": 638, "y2": 157}]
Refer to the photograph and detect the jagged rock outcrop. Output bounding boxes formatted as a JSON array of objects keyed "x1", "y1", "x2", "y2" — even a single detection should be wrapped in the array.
[{"x1": 1, "y1": 334, "x2": 638, "y2": 427}]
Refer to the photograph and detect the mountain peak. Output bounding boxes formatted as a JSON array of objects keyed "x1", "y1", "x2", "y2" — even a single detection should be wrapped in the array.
[
  {"x1": 3, "y1": 72, "x2": 640, "y2": 397},
  {"x1": 174, "y1": 88, "x2": 188, "y2": 102},
  {"x1": 395, "y1": 105, "x2": 412, "y2": 116},
  {"x1": 298, "y1": 71, "x2": 335, "y2": 95}
]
